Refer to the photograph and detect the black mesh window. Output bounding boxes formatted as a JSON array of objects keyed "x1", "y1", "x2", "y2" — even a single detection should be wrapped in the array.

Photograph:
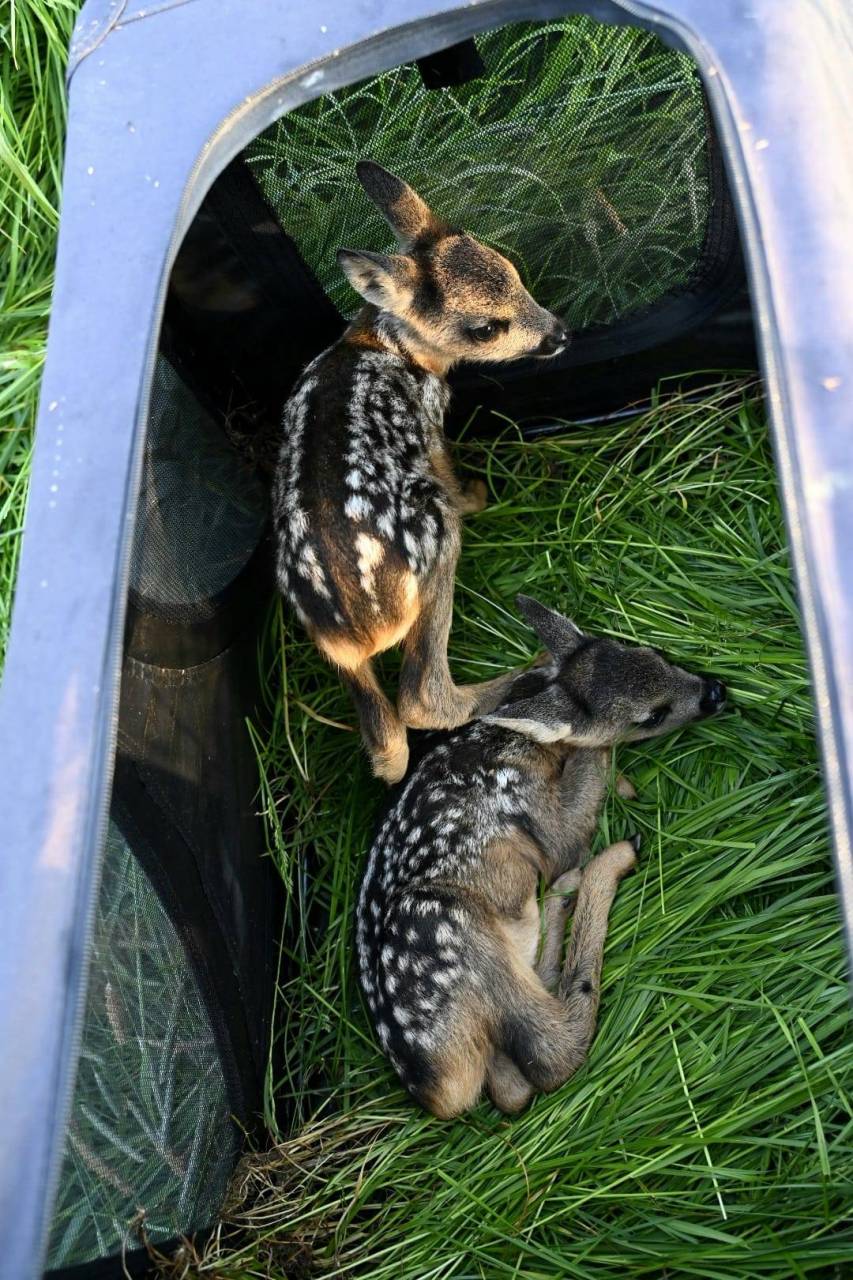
[
  {"x1": 47, "y1": 346, "x2": 275, "y2": 1273},
  {"x1": 46, "y1": 822, "x2": 238, "y2": 1270},
  {"x1": 131, "y1": 357, "x2": 267, "y2": 620},
  {"x1": 247, "y1": 17, "x2": 713, "y2": 332}
]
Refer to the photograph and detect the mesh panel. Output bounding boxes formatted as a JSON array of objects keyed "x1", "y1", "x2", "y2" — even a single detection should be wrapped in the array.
[
  {"x1": 131, "y1": 357, "x2": 267, "y2": 619},
  {"x1": 46, "y1": 822, "x2": 237, "y2": 1269},
  {"x1": 246, "y1": 17, "x2": 712, "y2": 332}
]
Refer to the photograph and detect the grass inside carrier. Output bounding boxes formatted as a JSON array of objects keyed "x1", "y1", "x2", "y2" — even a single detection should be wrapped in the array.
[
  {"x1": 247, "y1": 16, "x2": 712, "y2": 333},
  {"x1": 219, "y1": 382, "x2": 853, "y2": 1280}
]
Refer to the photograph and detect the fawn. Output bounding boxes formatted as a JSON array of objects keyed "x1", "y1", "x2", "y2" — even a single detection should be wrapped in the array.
[
  {"x1": 357, "y1": 596, "x2": 726, "y2": 1117},
  {"x1": 273, "y1": 163, "x2": 567, "y2": 783}
]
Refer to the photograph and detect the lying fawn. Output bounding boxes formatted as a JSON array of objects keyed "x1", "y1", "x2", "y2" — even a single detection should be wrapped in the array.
[
  {"x1": 273, "y1": 163, "x2": 567, "y2": 782},
  {"x1": 357, "y1": 596, "x2": 726, "y2": 1117}
]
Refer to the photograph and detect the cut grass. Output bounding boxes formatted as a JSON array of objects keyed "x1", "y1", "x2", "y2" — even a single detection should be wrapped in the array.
[{"x1": 196, "y1": 381, "x2": 853, "y2": 1279}]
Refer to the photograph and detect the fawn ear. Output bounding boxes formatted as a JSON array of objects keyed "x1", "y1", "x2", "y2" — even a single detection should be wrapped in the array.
[
  {"x1": 516, "y1": 595, "x2": 585, "y2": 660},
  {"x1": 481, "y1": 685, "x2": 577, "y2": 744},
  {"x1": 337, "y1": 249, "x2": 415, "y2": 311},
  {"x1": 355, "y1": 160, "x2": 447, "y2": 248}
]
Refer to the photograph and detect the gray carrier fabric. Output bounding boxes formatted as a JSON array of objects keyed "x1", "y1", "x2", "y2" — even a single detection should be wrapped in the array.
[
  {"x1": 247, "y1": 17, "x2": 713, "y2": 331},
  {"x1": 130, "y1": 357, "x2": 267, "y2": 620}
]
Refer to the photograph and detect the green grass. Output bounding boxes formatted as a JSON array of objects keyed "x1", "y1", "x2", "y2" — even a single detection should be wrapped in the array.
[
  {"x1": 195, "y1": 382, "x2": 852, "y2": 1279},
  {"x1": 0, "y1": 0, "x2": 77, "y2": 662},
  {"x1": 247, "y1": 17, "x2": 709, "y2": 330}
]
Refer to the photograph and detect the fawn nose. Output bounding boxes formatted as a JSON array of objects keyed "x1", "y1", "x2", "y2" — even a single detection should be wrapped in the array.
[
  {"x1": 537, "y1": 323, "x2": 570, "y2": 357},
  {"x1": 699, "y1": 678, "x2": 727, "y2": 715}
]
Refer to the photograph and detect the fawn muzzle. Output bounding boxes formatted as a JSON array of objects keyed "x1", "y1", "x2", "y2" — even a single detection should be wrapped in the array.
[
  {"x1": 535, "y1": 322, "x2": 570, "y2": 358},
  {"x1": 699, "y1": 678, "x2": 727, "y2": 716}
]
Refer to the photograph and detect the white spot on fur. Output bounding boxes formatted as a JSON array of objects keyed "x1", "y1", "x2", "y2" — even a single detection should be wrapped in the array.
[
  {"x1": 486, "y1": 716, "x2": 573, "y2": 744},
  {"x1": 345, "y1": 493, "x2": 371, "y2": 522},
  {"x1": 377, "y1": 509, "x2": 396, "y2": 540},
  {"x1": 296, "y1": 542, "x2": 330, "y2": 598},
  {"x1": 355, "y1": 532, "x2": 384, "y2": 603}
]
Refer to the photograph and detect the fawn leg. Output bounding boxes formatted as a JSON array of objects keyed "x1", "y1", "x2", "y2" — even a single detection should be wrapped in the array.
[
  {"x1": 536, "y1": 869, "x2": 582, "y2": 992},
  {"x1": 398, "y1": 529, "x2": 550, "y2": 731},
  {"x1": 557, "y1": 839, "x2": 638, "y2": 1017},
  {"x1": 456, "y1": 478, "x2": 488, "y2": 515},
  {"x1": 429, "y1": 444, "x2": 487, "y2": 516},
  {"x1": 397, "y1": 549, "x2": 478, "y2": 730},
  {"x1": 342, "y1": 660, "x2": 409, "y2": 784},
  {"x1": 487, "y1": 868, "x2": 582, "y2": 1113},
  {"x1": 486, "y1": 1051, "x2": 533, "y2": 1114},
  {"x1": 489, "y1": 842, "x2": 636, "y2": 1113}
]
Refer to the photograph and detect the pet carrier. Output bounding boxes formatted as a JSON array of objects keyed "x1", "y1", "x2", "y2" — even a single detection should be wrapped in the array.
[{"x1": 0, "y1": 1, "x2": 850, "y2": 1277}]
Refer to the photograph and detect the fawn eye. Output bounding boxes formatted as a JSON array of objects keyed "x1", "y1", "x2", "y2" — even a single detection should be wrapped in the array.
[
  {"x1": 635, "y1": 704, "x2": 670, "y2": 729},
  {"x1": 467, "y1": 321, "x2": 499, "y2": 343}
]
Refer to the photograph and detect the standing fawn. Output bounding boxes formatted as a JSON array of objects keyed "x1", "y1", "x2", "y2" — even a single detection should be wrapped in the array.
[
  {"x1": 273, "y1": 163, "x2": 567, "y2": 783},
  {"x1": 357, "y1": 596, "x2": 726, "y2": 1117}
]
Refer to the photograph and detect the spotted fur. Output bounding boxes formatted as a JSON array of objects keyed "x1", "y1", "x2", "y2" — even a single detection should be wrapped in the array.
[
  {"x1": 357, "y1": 598, "x2": 727, "y2": 1116},
  {"x1": 275, "y1": 343, "x2": 453, "y2": 631},
  {"x1": 273, "y1": 163, "x2": 567, "y2": 782}
]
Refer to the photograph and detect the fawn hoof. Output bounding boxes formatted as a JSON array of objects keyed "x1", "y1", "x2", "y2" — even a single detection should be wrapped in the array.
[
  {"x1": 371, "y1": 736, "x2": 410, "y2": 785},
  {"x1": 461, "y1": 478, "x2": 488, "y2": 514},
  {"x1": 628, "y1": 832, "x2": 642, "y2": 853},
  {"x1": 616, "y1": 773, "x2": 638, "y2": 800},
  {"x1": 551, "y1": 869, "x2": 582, "y2": 899},
  {"x1": 598, "y1": 838, "x2": 639, "y2": 879},
  {"x1": 398, "y1": 691, "x2": 477, "y2": 731}
]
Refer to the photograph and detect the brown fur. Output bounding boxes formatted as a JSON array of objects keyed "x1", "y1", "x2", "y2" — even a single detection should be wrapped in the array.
[
  {"x1": 313, "y1": 581, "x2": 420, "y2": 671},
  {"x1": 339, "y1": 225, "x2": 565, "y2": 378},
  {"x1": 357, "y1": 602, "x2": 727, "y2": 1114},
  {"x1": 276, "y1": 164, "x2": 567, "y2": 783},
  {"x1": 424, "y1": 839, "x2": 637, "y2": 1119}
]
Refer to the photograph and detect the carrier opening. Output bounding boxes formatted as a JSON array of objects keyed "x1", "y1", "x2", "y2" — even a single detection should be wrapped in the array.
[{"x1": 46, "y1": 11, "x2": 764, "y2": 1276}]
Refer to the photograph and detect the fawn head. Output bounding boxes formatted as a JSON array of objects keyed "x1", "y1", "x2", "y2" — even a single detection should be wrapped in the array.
[
  {"x1": 337, "y1": 161, "x2": 568, "y2": 373},
  {"x1": 483, "y1": 596, "x2": 726, "y2": 747}
]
